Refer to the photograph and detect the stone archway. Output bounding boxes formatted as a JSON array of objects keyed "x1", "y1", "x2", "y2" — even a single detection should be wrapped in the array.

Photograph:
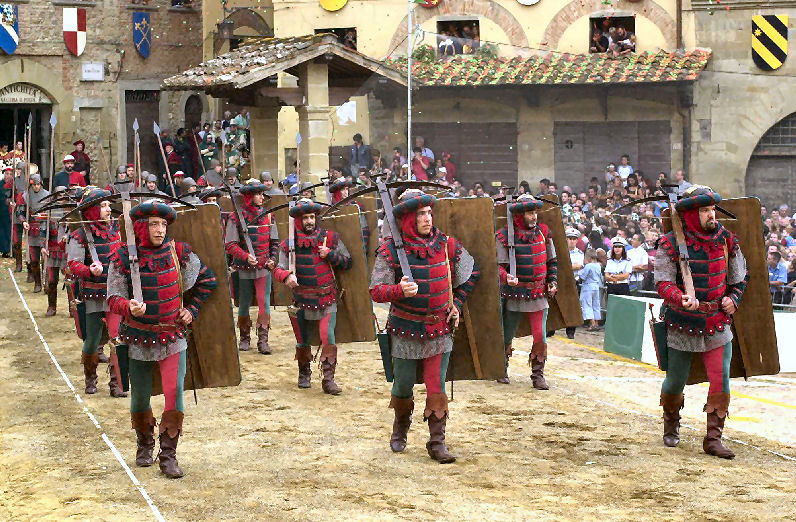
[
  {"x1": 388, "y1": 0, "x2": 529, "y2": 52},
  {"x1": 541, "y1": 0, "x2": 676, "y2": 50},
  {"x1": 213, "y1": 8, "x2": 273, "y2": 55}
]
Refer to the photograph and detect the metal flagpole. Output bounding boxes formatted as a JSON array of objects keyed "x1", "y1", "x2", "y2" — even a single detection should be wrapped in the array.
[{"x1": 407, "y1": 0, "x2": 413, "y2": 181}]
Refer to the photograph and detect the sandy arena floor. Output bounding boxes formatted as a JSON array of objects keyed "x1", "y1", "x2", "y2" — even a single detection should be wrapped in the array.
[{"x1": 1, "y1": 260, "x2": 794, "y2": 521}]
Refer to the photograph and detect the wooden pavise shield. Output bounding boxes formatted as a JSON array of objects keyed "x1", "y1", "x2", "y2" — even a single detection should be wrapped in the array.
[
  {"x1": 325, "y1": 180, "x2": 506, "y2": 381},
  {"x1": 494, "y1": 193, "x2": 583, "y2": 335},
  {"x1": 62, "y1": 194, "x2": 241, "y2": 394},
  {"x1": 628, "y1": 186, "x2": 780, "y2": 385}
]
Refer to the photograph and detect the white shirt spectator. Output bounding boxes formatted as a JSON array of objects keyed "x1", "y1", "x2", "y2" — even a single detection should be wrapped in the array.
[
  {"x1": 569, "y1": 248, "x2": 584, "y2": 279},
  {"x1": 677, "y1": 179, "x2": 692, "y2": 192},
  {"x1": 617, "y1": 164, "x2": 634, "y2": 185},
  {"x1": 626, "y1": 245, "x2": 649, "y2": 284}
]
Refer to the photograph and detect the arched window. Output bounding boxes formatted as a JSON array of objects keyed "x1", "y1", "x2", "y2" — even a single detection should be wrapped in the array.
[{"x1": 184, "y1": 94, "x2": 203, "y2": 132}]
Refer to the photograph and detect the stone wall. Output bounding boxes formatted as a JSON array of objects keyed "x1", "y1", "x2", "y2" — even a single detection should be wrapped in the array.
[
  {"x1": 0, "y1": 0, "x2": 203, "y2": 169},
  {"x1": 691, "y1": 7, "x2": 796, "y2": 197}
]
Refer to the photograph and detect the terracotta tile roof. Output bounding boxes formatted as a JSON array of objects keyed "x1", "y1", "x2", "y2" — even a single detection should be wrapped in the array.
[{"x1": 387, "y1": 49, "x2": 712, "y2": 87}]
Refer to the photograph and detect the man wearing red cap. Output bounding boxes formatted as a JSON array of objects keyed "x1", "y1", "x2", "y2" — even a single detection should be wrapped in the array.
[
  {"x1": 273, "y1": 198, "x2": 352, "y2": 395},
  {"x1": 225, "y1": 179, "x2": 279, "y2": 354},
  {"x1": 655, "y1": 185, "x2": 748, "y2": 459},
  {"x1": 107, "y1": 200, "x2": 218, "y2": 478},
  {"x1": 70, "y1": 140, "x2": 91, "y2": 185},
  {"x1": 497, "y1": 194, "x2": 558, "y2": 389},
  {"x1": 66, "y1": 188, "x2": 124, "y2": 396},
  {"x1": 370, "y1": 189, "x2": 480, "y2": 463}
]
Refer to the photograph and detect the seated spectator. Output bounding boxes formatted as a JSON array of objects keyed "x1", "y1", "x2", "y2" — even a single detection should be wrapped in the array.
[
  {"x1": 537, "y1": 178, "x2": 550, "y2": 197},
  {"x1": 785, "y1": 257, "x2": 796, "y2": 304},
  {"x1": 519, "y1": 180, "x2": 531, "y2": 195},
  {"x1": 626, "y1": 173, "x2": 643, "y2": 200},
  {"x1": 769, "y1": 251, "x2": 788, "y2": 304},
  {"x1": 673, "y1": 169, "x2": 691, "y2": 193},
  {"x1": 580, "y1": 250, "x2": 604, "y2": 330},
  {"x1": 605, "y1": 164, "x2": 618, "y2": 187},
  {"x1": 415, "y1": 136, "x2": 434, "y2": 161},
  {"x1": 441, "y1": 152, "x2": 456, "y2": 182}
]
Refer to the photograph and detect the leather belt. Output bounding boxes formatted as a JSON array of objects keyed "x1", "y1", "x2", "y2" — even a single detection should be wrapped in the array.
[
  {"x1": 125, "y1": 318, "x2": 181, "y2": 333},
  {"x1": 294, "y1": 285, "x2": 335, "y2": 297},
  {"x1": 391, "y1": 308, "x2": 446, "y2": 324},
  {"x1": 696, "y1": 299, "x2": 721, "y2": 313},
  {"x1": 514, "y1": 280, "x2": 546, "y2": 290}
]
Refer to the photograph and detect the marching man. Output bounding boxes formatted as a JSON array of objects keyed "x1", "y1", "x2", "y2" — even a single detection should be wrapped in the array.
[
  {"x1": 370, "y1": 189, "x2": 480, "y2": 463},
  {"x1": 655, "y1": 186, "x2": 748, "y2": 459},
  {"x1": 496, "y1": 194, "x2": 558, "y2": 389},
  {"x1": 107, "y1": 201, "x2": 218, "y2": 478},
  {"x1": 224, "y1": 179, "x2": 279, "y2": 354},
  {"x1": 273, "y1": 198, "x2": 352, "y2": 395},
  {"x1": 42, "y1": 187, "x2": 70, "y2": 316},
  {"x1": 66, "y1": 188, "x2": 124, "y2": 396},
  {"x1": 16, "y1": 173, "x2": 49, "y2": 293}
]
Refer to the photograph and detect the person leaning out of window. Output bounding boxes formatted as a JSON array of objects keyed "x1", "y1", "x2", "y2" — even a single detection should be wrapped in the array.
[{"x1": 605, "y1": 236, "x2": 633, "y2": 295}]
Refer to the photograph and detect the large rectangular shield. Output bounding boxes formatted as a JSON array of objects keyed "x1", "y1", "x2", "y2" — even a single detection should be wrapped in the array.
[
  {"x1": 495, "y1": 195, "x2": 582, "y2": 335},
  {"x1": 432, "y1": 197, "x2": 505, "y2": 381},
  {"x1": 302, "y1": 206, "x2": 376, "y2": 345},
  {"x1": 662, "y1": 198, "x2": 779, "y2": 384},
  {"x1": 124, "y1": 204, "x2": 240, "y2": 394},
  {"x1": 267, "y1": 194, "x2": 293, "y2": 307}
]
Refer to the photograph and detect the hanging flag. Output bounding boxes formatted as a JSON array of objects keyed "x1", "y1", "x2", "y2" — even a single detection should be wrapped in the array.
[
  {"x1": 752, "y1": 14, "x2": 788, "y2": 71},
  {"x1": 132, "y1": 12, "x2": 151, "y2": 59},
  {"x1": 0, "y1": 4, "x2": 19, "y2": 55},
  {"x1": 63, "y1": 7, "x2": 86, "y2": 57}
]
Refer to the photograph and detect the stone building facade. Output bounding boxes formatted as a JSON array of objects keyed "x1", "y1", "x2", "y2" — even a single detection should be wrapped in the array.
[{"x1": 0, "y1": 0, "x2": 206, "y2": 182}]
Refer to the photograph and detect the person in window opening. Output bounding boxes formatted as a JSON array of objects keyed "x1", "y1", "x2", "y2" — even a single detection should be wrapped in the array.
[
  {"x1": 605, "y1": 237, "x2": 632, "y2": 295},
  {"x1": 590, "y1": 27, "x2": 609, "y2": 53},
  {"x1": 342, "y1": 28, "x2": 357, "y2": 50},
  {"x1": 610, "y1": 26, "x2": 636, "y2": 57}
]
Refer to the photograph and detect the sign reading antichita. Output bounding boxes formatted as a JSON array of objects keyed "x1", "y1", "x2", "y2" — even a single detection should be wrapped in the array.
[{"x1": 0, "y1": 83, "x2": 51, "y2": 104}]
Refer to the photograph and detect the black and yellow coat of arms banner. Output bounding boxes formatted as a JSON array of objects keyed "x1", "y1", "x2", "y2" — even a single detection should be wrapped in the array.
[{"x1": 752, "y1": 14, "x2": 788, "y2": 71}]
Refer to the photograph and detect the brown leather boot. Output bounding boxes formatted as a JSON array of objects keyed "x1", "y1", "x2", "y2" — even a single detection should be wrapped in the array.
[
  {"x1": 96, "y1": 344, "x2": 109, "y2": 364},
  {"x1": 296, "y1": 346, "x2": 312, "y2": 389},
  {"x1": 31, "y1": 263, "x2": 42, "y2": 292},
  {"x1": 529, "y1": 342, "x2": 549, "y2": 390},
  {"x1": 425, "y1": 393, "x2": 455, "y2": 463},
  {"x1": 108, "y1": 350, "x2": 127, "y2": 398},
  {"x1": 131, "y1": 409, "x2": 156, "y2": 467},
  {"x1": 660, "y1": 392, "x2": 684, "y2": 447},
  {"x1": 45, "y1": 281, "x2": 57, "y2": 316},
  {"x1": 81, "y1": 352, "x2": 99, "y2": 394},
  {"x1": 237, "y1": 316, "x2": 252, "y2": 351},
  {"x1": 158, "y1": 410, "x2": 185, "y2": 478},
  {"x1": 13, "y1": 243, "x2": 22, "y2": 272},
  {"x1": 256, "y1": 315, "x2": 271, "y2": 355},
  {"x1": 496, "y1": 343, "x2": 512, "y2": 384},
  {"x1": 320, "y1": 344, "x2": 342, "y2": 395},
  {"x1": 389, "y1": 396, "x2": 413, "y2": 452},
  {"x1": 26, "y1": 263, "x2": 33, "y2": 283},
  {"x1": 703, "y1": 393, "x2": 735, "y2": 459}
]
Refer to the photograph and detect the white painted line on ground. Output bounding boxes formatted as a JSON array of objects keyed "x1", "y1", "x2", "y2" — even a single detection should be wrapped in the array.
[{"x1": 8, "y1": 268, "x2": 166, "y2": 522}]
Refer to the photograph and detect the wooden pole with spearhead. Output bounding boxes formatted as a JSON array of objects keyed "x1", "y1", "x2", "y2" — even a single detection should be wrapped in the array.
[
  {"x1": 120, "y1": 191, "x2": 144, "y2": 302},
  {"x1": 23, "y1": 113, "x2": 32, "y2": 264},
  {"x1": 133, "y1": 118, "x2": 142, "y2": 189},
  {"x1": 505, "y1": 193, "x2": 517, "y2": 277},
  {"x1": 44, "y1": 113, "x2": 57, "y2": 285},
  {"x1": 289, "y1": 133, "x2": 301, "y2": 274},
  {"x1": 153, "y1": 121, "x2": 176, "y2": 197}
]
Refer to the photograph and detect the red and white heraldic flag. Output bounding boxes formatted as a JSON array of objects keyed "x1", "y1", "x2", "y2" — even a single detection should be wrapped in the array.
[{"x1": 63, "y1": 7, "x2": 86, "y2": 56}]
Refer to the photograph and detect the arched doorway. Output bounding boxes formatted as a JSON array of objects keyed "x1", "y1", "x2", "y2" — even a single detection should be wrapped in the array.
[
  {"x1": 184, "y1": 94, "x2": 203, "y2": 131},
  {"x1": 746, "y1": 112, "x2": 796, "y2": 211},
  {"x1": 0, "y1": 83, "x2": 54, "y2": 178}
]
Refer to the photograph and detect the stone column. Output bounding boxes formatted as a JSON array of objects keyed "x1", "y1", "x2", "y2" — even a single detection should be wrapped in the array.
[
  {"x1": 249, "y1": 101, "x2": 280, "y2": 180},
  {"x1": 297, "y1": 62, "x2": 331, "y2": 186}
]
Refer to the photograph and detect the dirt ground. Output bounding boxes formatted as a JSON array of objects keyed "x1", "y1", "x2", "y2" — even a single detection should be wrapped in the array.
[{"x1": 1, "y1": 258, "x2": 795, "y2": 521}]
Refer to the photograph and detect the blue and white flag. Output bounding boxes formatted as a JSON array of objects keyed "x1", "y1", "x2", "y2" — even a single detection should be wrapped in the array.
[
  {"x1": 132, "y1": 11, "x2": 151, "y2": 59},
  {"x1": 0, "y1": 4, "x2": 19, "y2": 56}
]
